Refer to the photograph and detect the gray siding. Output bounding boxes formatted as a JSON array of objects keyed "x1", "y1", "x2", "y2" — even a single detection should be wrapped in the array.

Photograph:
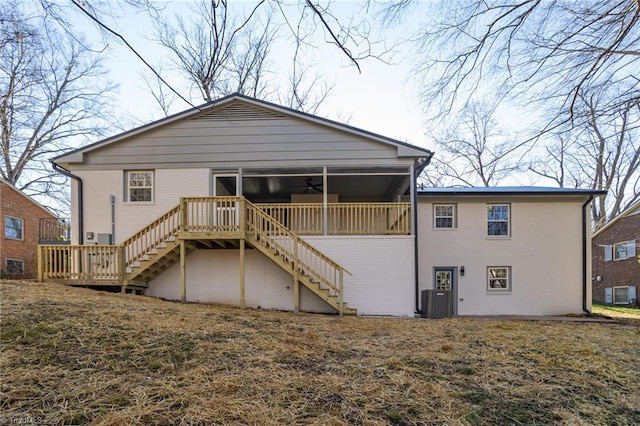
[{"x1": 76, "y1": 103, "x2": 412, "y2": 170}]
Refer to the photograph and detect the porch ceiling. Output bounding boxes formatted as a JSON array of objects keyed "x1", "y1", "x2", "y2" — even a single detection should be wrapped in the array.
[{"x1": 240, "y1": 174, "x2": 409, "y2": 202}]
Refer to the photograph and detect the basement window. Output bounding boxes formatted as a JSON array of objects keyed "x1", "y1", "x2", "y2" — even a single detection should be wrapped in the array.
[
  {"x1": 487, "y1": 267, "x2": 511, "y2": 292},
  {"x1": 4, "y1": 259, "x2": 25, "y2": 276}
]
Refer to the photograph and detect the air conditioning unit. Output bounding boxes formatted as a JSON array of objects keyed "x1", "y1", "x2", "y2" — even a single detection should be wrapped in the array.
[{"x1": 421, "y1": 290, "x2": 453, "y2": 319}]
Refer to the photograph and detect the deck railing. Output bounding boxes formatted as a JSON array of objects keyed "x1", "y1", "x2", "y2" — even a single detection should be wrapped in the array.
[
  {"x1": 38, "y1": 198, "x2": 404, "y2": 303},
  {"x1": 245, "y1": 200, "x2": 350, "y2": 313},
  {"x1": 256, "y1": 202, "x2": 411, "y2": 235},
  {"x1": 181, "y1": 196, "x2": 243, "y2": 232},
  {"x1": 38, "y1": 244, "x2": 124, "y2": 283}
]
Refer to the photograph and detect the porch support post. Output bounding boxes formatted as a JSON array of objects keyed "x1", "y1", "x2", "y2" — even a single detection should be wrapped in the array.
[
  {"x1": 409, "y1": 164, "x2": 416, "y2": 236},
  {"x1": 239, "y1": 238, "x2": 246, "y2": 308},
  {"x1": 293, "y1": 238, "x2": 300, "y2": 313},
  {"x1": 323, "y1": 166, "x2": 328, "y2": 235},
  {"x1": 180, "y1": 239, "x2": 187, "y2": 302}
]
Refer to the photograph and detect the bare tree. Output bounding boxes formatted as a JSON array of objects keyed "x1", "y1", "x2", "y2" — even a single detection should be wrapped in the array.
[
  {"x1": 531, "y1": 91, "x2": 640, "y2": 228},
  {"x1": 0, "y1": 3, "x2": 113, "y2": 212},
  {"x1": 153, "y1": 1, "x2": 276, "y2": 103},
  {"x1": 396, "y1": 1, "x2": 640, "y2": 125},
  {"x1": 421, "y1": 101, "x2": 528, "y2": 188}
]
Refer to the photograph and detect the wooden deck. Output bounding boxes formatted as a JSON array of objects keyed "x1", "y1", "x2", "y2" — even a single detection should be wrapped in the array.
[{"x1": 39, "y1": 197, "x2": 411, "y2": 315}]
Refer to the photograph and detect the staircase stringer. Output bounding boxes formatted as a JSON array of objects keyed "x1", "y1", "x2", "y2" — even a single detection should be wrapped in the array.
[{"x1": 244, "y1": 200, "x2": 354, "y2": 315}]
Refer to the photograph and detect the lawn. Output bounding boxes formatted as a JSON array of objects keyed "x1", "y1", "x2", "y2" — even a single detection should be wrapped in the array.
[
  {"x1": 592, "y1": 302, "x2": 640, "y2": 319},
  {"x1": 1, "y1": 280, "x2": 639, "y2": 425}
]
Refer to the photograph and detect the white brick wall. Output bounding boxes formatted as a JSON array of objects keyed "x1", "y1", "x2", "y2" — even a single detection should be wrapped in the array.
[
  {"x1": 146, "y1": 236, "x2": 416, "y2": 316},
  {"x1": 417, "y1": 200, "x2": 585, "y2": 316},
  {"x1": 75, "y1": 168, "x2": 210, "y2": 243}
]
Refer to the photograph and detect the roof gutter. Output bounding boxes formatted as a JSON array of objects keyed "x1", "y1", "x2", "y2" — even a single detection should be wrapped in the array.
[
  {"x1": 582, "y1": 195, "x2": 594, "y2": 315},
  {"x1": 52, "y1": 162, "x2": 83, "y2": 245}
]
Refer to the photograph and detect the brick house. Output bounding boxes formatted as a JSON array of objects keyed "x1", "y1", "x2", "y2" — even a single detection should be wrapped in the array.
[
  {"x1": 1, "y1": 179, "x2": 63, "y2": 278},
  {"x1": 592, "y1": 201, "x2": 640, "y2": 304}
]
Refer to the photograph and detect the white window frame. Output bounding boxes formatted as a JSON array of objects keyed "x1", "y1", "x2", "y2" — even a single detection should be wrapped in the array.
[
  {"x1": 613, "y1": 242, "x2": 628, "y2": 260},
  {"x1": 487, "y1": 204, "x2": 510, "y2": 237},
  {"x1": 126, "y1": 171, "x2": 154, "y2": 203},
  {"x1": 613, "y1": 286, "x2": 629, "y2": 304},
  {"x1": 487, "y1": 266, "x2": 511, "y2": 292},
  {"x1": 4, "y1": 215, "x2": 24, "y2": 240},
  {"x1": 433, "y1": 204, "x2": 456, "y2": 229},
  {"x1": 4, "y1": 258, "x2": 25, "y2": 276}
]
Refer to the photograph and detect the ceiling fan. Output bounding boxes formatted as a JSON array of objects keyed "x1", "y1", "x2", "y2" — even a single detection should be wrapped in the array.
[{"x1": 300, "y1": 177, "x2": 323, "y2": 193}]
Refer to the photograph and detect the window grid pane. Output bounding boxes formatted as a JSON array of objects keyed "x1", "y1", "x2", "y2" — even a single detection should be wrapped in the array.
[
  {"x1": 487, "y1": 204, "x2": 510, "y2": 236},
  {"x1": 127, "y1": 171, "x2": 153, "y2": 202},
  {"x1": 5, "y1": 216, "x2": 24, "y2": 239},
  {"x1": 434, "y1": 204, "x2": 455, "y2": 228},
  {"x1": 488, "y1": 267, "x2": 510, "y2": 291},
  {"x1": 614, "y1": 242, "x2": 627, "y2": 260}
]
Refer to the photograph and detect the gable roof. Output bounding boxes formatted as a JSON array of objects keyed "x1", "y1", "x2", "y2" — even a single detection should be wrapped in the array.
[
  {"x1": 592, "y1": 200, "x2": 640, "y2": 238},
  {"x1": 418, "y1": 186, "x2": 607, "y2": 197},
  {"x1": 53, "y1": 93, "x2": 433, "y2": 166},
  {"x1": 0, "y1": 178, "x2": 55, "y2": 218}
]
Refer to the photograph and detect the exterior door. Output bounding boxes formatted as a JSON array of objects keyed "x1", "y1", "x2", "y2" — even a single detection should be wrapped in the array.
[
  {"x1": 212, "y1": 174, "x2": 239, "y2": 229},
  {"x1": 434, "y1": 268, "x2": 456, "y2": 315}
]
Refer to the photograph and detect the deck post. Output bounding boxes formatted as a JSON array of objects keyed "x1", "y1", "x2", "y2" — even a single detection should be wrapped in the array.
[
  {"x1": 179, "y1": 197, "x2": 187, "y2": 232},
  {"x1": 339, "y1": 268, "x2": 344, "y2": 316},
  {"x1": 239, "y1": 198, "x2": 246, "y2": 238},
  {"x1": 118, "y1": 245, "x2": 126, "y2": 284},
  {"x1": 180, "y1": 239, "x2": 186, "y2": 302},
  {"x1": 37, "y1": 246, "x2": 43, "y2": 282},
  {"x1": 293, "y1": 238, "x2": 299, "y2": 313},
  {"x1": 239, "y1": 238, "x2": 246, "y2": 308}
]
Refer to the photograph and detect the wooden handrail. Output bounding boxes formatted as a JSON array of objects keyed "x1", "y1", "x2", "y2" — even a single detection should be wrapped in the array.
[
  {"x1": 121, "y1": 205, "x2": 181, "y2": 267},
  {"x1": 245, "y1": 199, "x2": 351, "y2": 303}
]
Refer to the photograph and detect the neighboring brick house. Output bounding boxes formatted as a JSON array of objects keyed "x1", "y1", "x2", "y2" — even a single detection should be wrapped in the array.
[
  {"x1": 592, "y1": 201, "x2": 640, "y2": 304},
  {"x1": 1, "y1": 179, "x2": 58, "y2": 278}
]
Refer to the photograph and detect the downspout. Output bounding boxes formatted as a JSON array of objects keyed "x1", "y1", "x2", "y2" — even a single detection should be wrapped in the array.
[
  {"x1": 110, "y1": 195, "x2": 116, "y2": 244},
  {"x1": 582, "y1": 195, "x2": 594, "y2": 315},
  {"x1": 413, "y1": 173, "x2": 420, "y2": 314},
  {"x1": 414, "y1": 153, "x2": 433, "y2": 314},
  {"x1": 52, "y1": 162, "x2": 83, "y2": 245}
]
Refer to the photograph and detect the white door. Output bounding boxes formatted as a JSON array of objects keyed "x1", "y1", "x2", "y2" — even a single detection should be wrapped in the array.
[{"x1": 212, "y1": 174, "x2": 239, "y2": 230}]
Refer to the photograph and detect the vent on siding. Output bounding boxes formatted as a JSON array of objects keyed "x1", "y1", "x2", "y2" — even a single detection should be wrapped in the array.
[{"x1": 191, "y1": 103, "x2": 285, "y2": 122}]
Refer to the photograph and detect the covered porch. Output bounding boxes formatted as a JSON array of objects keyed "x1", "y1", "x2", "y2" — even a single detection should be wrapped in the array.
[{"x1": 213, "y1": 165, "x2": 417, "y2": 235}]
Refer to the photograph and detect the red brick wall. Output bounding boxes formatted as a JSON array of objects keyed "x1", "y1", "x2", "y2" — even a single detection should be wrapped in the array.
[
  {"x1": 1, "y1": 182, "x2": 56, "y2": 279},
  {"x1": 591, "y1": 212, "x2": 640, "y2": 302}
]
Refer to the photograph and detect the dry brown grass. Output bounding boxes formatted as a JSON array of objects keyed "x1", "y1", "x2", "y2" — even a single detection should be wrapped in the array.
[{"x1": 1, "y1": 280, "x2": 639, "y2": 425}]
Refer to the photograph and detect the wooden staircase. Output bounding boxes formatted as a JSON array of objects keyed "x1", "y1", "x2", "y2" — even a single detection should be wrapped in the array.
[{"x1": 114, "y1": 197, "x2": 356, "y2": 315}]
